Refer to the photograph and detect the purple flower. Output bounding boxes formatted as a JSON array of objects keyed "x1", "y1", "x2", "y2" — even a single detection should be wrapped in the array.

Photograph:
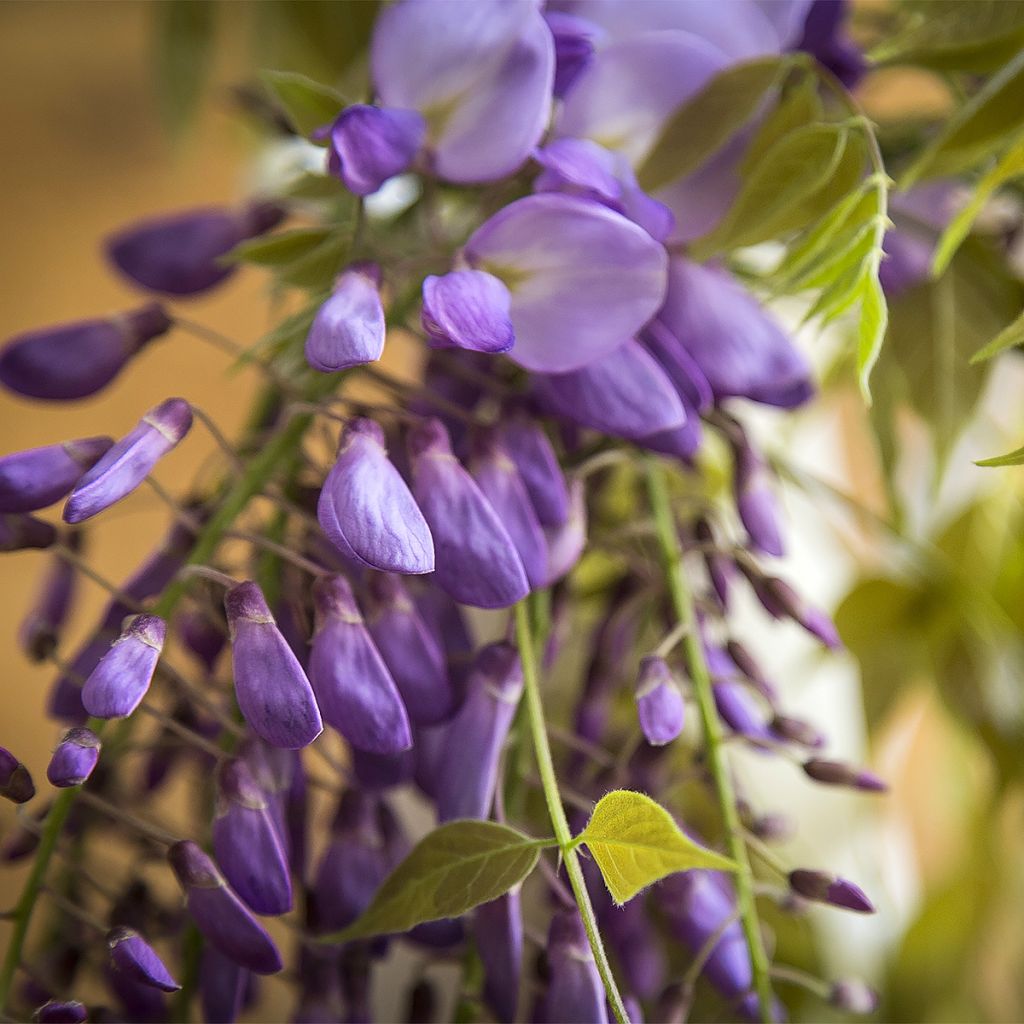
[
  {"x1": 463, "y1": 193, "x2": 668, "y2": 372},
  {"x1": 178, "y1": 609, "x2": 227, "y2": 675},
  {"x1": 470, "y1": 428, "x2": 548, "y2": 588},
  {"x1": 212, "y1": 759, "x2": 293, "y2": 916},
  {"x1": 789, "y1": 868, "x2": 875, "y2": 913},
  {"x1": 732, "y1": 431, "x2": 784, "y2": 557},
  {"x1": 802, "y1": 758, "x2": 888, "y2": 793},
  {"x1": 743, "y1": 570, "x2": 842, "y2": 648},
  {"x1": 474, "y1": 889, "x2": 523, "y2": 1024},
  {"x1": 0, "y1": 514, "x2": 56, "y2": 552},
  {"x1": 351, "y1": 745, "x2": 416, "y2": 791},
  {"x1": 324, "y1": 105, "x2": 425, "y2": 196},
  {"x1": 108, "y1": 927, "x2": 181, "y2": 992},
  {"x1": 544, "y1": 10, "x2": 603, "y2": 98},
  {"x1": 0, "y1": 303, "x2": 171, "y2": 400},
  {"x1": 495, "y1": 412, "x2": 569, "y2": 527},
  {"x1": 635, "y1": 655, "x2": 685, "y2": 746},
  {"x1": 435, "y1": 642, "x2": 523, "y2": 822},
  {"x1": 421, "y1": 270, "x2": 514, "y2": 354},
  {"x1": 46, "y1": 728, "x2": 101, "y2": 788},
  {"x1": 771, "y1": 714, "x2": 826, "y2": 749},
  {"x1": 597, "y1": 890, "x2": 667, "y2": 1000},
  {"x1": 0, "y1": 437, "x2": 113, "y2": 514},
  {"x1": 19, "y1": 531, "x2": 82, "y2": 661},
  {"x1": 200, "y1": 946, "x2": 249, "y2": 1024},
  {"x1": 1, "y1": 746, "x2": 35, "y2": 803},
  {"x1": 364, "y1": 572, "x2": 455, "y2": 726},
  {"x1": 225, "y1": 581, "x2": 323, "y2": 749},
  {"x1": 318, "y1": 418, "x2": 434, "y2": 575},
  {"x1": 713, "y1": 681, "x2": 773, "y2": 743},
  {"x1": 308, "y1": 574, "x2": 412, "y2": 754},
  {"x1": 543, "y1": 477, "x2": 588, "y2": 586},
  {"x1": 106, "y1": 200, "x2": 285, "y2": 296},
  {"x1": 63, "y1": 398, "x2": 193, "y2": 524},
  {"x1": 305, "y1": 263, "x2": 386, "y2": 373},
  {"x1": 81, "y1": 614, "x2": 166, "y2": 719},
  {"x1": 371, "y1": 0, "x2": 554, "y2": 183},
  {"x1": 535, "y1": 337, "x2": 686, "y2": 440},
  {"x1": 168, "y1": 840, "x2": 283, "y2": 975},
  {"x1": 34, "y1": 1001, "x2": 87, "y2": 1023},
  {"x1": 537, "y1": 908, "x2": 608, "y2": 1024},
  {"x1": 408, "y1": 418, "x2": 529, "y2": 609},
  {"x1": 796, "y1": 0, "x2": 865, "y2": 89}
]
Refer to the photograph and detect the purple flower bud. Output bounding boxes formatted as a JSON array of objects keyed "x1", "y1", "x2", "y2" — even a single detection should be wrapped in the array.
[
  {"x1": 495, "y1": 413, "x2": 569, "y2": 527},
  {"x1": 63, "y1": 398, "x2": 193, "y2": 524},
  {"x1": 0, "y1": 303, "x2": 171, "y2": 400},
  {"x1": 19, "y1": 531, "x2": 82, "y2": 661},
  {"x1": 635, "y1": 655, "x2": 685, "y2": 746},
  {"x1": 318, "y1": 418, "x2": 434, "y2": 575},
  {"x1": 351, "y1": 745, "x2": 416, "y2": 791},
  {"x1": 421, "y1": 270, "x2": 514, "y2": 354},
  {"x1": 108, "y1": 926, "x2": 180, "y2": 992},
  {"x1": 106, "y1": 200, "x2": 285, "y2": 296},
  {"x1": 364, "y1": 573, "x2": 454, "y2": 725},
  {"x1": 212, "y1": 760, "x2": 293, "y2": 916},
  {"x1": 537, "y1": 908, "x2": 608, "y2": 1024},
  {"x1": 474, "y1": 889, "x2": 523, "y2": 1024},
  {"x1": 169, "y1": 840, "x2": 283, "y2": 974},
  {"x1": 542, "y1": 477, "x2": 587, "y2": 586},
  {"x1": 535, "y1": 338, "x2": 686, "y2": 440},
  {"x1": 46, "y1": 728, "x2": 101, "y2": 788},
  {"x1": 789, "y1": 869, "x2": 875, "y2": 913},
  {"x1": 178, "y1": 609, "x2": 226, "y2": 675},
  {"x1": 724, "y1": 638, "x2": 776, "y2": 700},
  {"x1": 225, "y1": 581, "x2": 323, "y2": 749},
  {"x1": 81, "y1": 614, "x2": 165, "y2": 719},
  {"x1": 409, "y1": 418, "x2": 529, "y2": 608},
  {"x1": 309, "y1": 574, "x2": 412, "y2": 754},
  {"x1": 0, "y1": 513, "x2": 57, "y2": 552},
  {"x1": 544, "y1": 11, "x2": 602, "y2": 98},
  {"x1": 200, "y1": 947, "x2": 250, "y2": 1024},
  {"x1": 830, "y1": 978, "x2": 879, "y2": 1014},
  {"x1": 34, "y1": 1001, "x2": 87, "y2": 1023},
  {"x1": 305, "y1": 264, "x2": 386, "y2": 373},
  {"x1": 1, "y1": 746, "x2": 35, "y2": 803},
  {"x1": 744, "y1": 571, "x2": 842, "y2": 650},
  {"x1": 713, "y1": 681, "x2": 772, "y2": 743},
  {"x1": 0, "y1": 437, "x2": 113, "y2": 514},
  {"x1": 771, "y1": 714, "x2": 826, "y2": 749},
  {"x1": 802, "y1": 758, "x2": 888, "y2": 793},
  {"x1": 435, "y1": 642, "x2": 523, "y2": 822},
  {"x1": 696, "y1": 520, "x2": 733, "y2": 611},
  {"x1": 325, "y1": 104, "x2": 425, "y2": 196},
  {"x1": 470, "y1": 429, "x2": 548, "y2": 588},
  {"x1": 732, "y1": 434, "x2": 784, "y2": 557}
]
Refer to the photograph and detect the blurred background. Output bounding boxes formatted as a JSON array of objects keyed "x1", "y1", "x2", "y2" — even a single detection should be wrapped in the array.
[{"x1": 2, "y1": 3, "x2": 1024, "y2": 1021}]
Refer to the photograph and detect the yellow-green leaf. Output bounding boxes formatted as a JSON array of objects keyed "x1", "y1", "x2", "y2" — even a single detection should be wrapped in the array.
[
  {"x1": 975, "y1": 443, "x2": 1024, "y2": 467},
  {"x1": 970, "y1": 306, "x2": 1024, "y2": 364},
  {"x1": 857, "y1": 271, "x2": 888, "y2": 402},
  {"x1": 318, "y1": 821, "x2": 543, "y2": 942},
  {"x1": 575, "y1": 790, "x2": 735, "y2": 905},
  {"x1": 261, "y1": 69, "x2": 346, "y2": 140},
  {"x1": 224, "y1": 227, "x2": 333, "y2": 267},
  {"x1": 741, "y1": 72, "x2": 823, "y2": 175}
]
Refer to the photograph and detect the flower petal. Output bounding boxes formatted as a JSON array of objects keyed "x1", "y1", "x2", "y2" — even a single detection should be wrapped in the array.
[{"x1": 422, "y1": 270, "x2": 514, "y2": 354}]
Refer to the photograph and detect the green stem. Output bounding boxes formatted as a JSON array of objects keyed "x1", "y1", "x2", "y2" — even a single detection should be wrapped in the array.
[
  {"x1": 643, "y1": 458, "x2": 774, "y2": 1023},
  {"x1": 513, "y1": 600, "x2": 630, "y2": 1024}
]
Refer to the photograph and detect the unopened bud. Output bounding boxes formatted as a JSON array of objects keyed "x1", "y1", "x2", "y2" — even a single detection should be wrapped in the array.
[{"x1": 788, "y1": 869, "x2": 874, "y2": 913}]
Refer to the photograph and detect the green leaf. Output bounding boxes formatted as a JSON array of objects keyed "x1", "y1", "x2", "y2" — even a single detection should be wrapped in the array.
[
  {"x1": 637, "y1": 57, "x2": 788, "y2": 194},
  {"x1": 741, "y1": 72, "x2": 823, "y2": 175},
  {"x1": 153, "y1": 0, "x2": 217, "y2": 138},
  {"x1": 975, "y1": 443, "x2": 1024, "y2": 467},
  {"x1": 901, "y1": 47, "x2": 1024, "y2": 187},
  {"x1": 575, "y1": 790, "x2": 735, "y2": 905},
  {"x1": 857, "y1": 270, "x2": 888, "y2": 401},
  {"x1": 970, "y1": 306, "x2": 1024, "y2": 363},
  {"x1": 318, "y1": 821, "x2": 542, "y2": 942},
  {"x1": 261, "y1": 69, "x2": 346, "y2": 139},
  {"x1": 689, "y1": 122, "x2": 847, "y2": 258},
  {"x1": 933, "y1": 135, "x2": 1024, "y2": 276},
  {"x1": 224, "y1": 227, "x2": 333, "y2": 268},
  {"x1": 276, "y1": 232, "x2": 349, "y2": 289}
]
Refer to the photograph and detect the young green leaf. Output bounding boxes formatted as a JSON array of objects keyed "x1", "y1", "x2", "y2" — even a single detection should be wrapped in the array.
[
  {"x1": 224, "y1": 227, "x2": 334, "y2": 268},
  {"x1": 741, "y1": 72, "x2": 823, "y2": 174},
  {"x1": 261, "y1": 70, "x2": 347, "y2": 140},
  {"x1": 318, "y1": 821, "x2": 543, "y2": 942},
  {"x1": 637, "y1": 57, "x2": 787, "y2": 194},
  {"x1": 857, "y1": 271, "x2": 888, "y2": 401},
  {"x1": 276, "y1": 233, "x2": 348, "y2": 289},
  {"x1": 575, "y1": 790, "x2": 735, "y2": 905},
  {"x1": 976, "y1": 443, "x2": 1024, "y2": 467},
  {"x1": 970, "y1": 306, "x2": 1024, "y2": 364}
]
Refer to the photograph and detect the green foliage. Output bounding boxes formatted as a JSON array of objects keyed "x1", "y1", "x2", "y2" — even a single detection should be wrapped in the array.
[
  {"x1": 740, "y1": 72, "x2": 824, "y2": 174},
  {"x1": 260, "y1": 70, "x2": 346, "y2": 140},
  {"x1": 225, "y1": 227, "x2": 334, "y2": 267},
  {"x1": 970, "y1": 306, "x2": 1024, "y2": 366},
  {"x1": 574, "y1": 790, "x2": 735, "y2": 905},
  {"x1": 975, "y1": 443, "x2": 1024, "y2": 468},
  {"x1": 153, "y1": 0, "x2": 217, "y2": 138},
  {"x1": 318, "y1": 821, "x2": 543, "y2": 942}
]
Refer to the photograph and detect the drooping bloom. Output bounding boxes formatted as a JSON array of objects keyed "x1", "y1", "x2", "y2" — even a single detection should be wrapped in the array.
[
  {"x1": 495, "y1": 412, "x2": 569, "y2": 527},
  {"x1": 474, "y1": 889, "x2": 523, "y2": 1024},
  {"x1": 225, "y1": 581, "x2": 323, "y2": 749},
  {"x1": 434, "y1": 642, "x2": 523, "y2": 821},
  {"x1": 364, "y1": 572, "x2": 454, "y2": 725},
  {"x1": 63, "y1": 398, "x2": 193, "y2": 524},
  {"x1": 0, "y1": 303, "x2": 171, "y2": 401},
  {"x1": 463, "y1": 193, "x2": 668, "y2": 372},
  {"x1": 0, "y1": 514, "x2": 56, "y2": 552},
  {"x1": 408, "y1": 418, "x2": 529, "y2": 608},
  {"x1": 0, "y1": 437, "x2": 113, "y2": 514},
  {"x1": 19, "y1": 530, "x2": 82, "y2": 661},
  {"x1": 305, "y1": 264, "x2": 386, "y2": 372},
  {"x1": 421, "y1": 270, "x2": 514, "y2": 354},
  {"x1": 81, "y1": 614, "x2": 166, "y2": 719},
  {"x1": 323, "y1": 105, "x2": 426, "y2": 196},
  {"x1": 318, "y1": 418, "x2": 434, "y2": 575},
  {"x1": 108, "y1": 927, "x2": 181, "y2": 992},
  {"x1": 212, "y1": 759, "x2": 293, "y2": 916},
  {"x1": 537, "y1": 908, "x2": 608, "y2": 1024},
  {"x1": 106, "y1": 200, "x2": 285, "y2": 296},
  {"x1": 168, "y1": 841, "x2": 283, "y2": 975},
  {"x1": 370, "y1": 0, "x2": 554, "y2": 183},
  {"x1": 46, "y1": 728, "x2": 101, "y2": 788},
  {"x1": 635, "y1": 655, "x2": 685, "y2": 746},
  {"x1": 788, "y1": 868, "x2": 875, "y2": 912},
  {"x1": 1, "y1": 746, "x2": 35, "y2": 803}
]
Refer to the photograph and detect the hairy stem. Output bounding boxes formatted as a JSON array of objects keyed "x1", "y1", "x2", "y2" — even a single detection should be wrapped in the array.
[
  {"x1": 513, "y1": 599, "x2": 630, "y2": 1024},
  {"x1": 643, "y1": 457, "x2": 774, "y2": 1022}
]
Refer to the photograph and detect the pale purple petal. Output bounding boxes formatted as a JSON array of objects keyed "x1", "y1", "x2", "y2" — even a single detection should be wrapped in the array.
[
  {"x1": 305, "y1": 265, "x2": 386, "y2": 373},
  {"x1": 327, "y1": 105, "x2": 425, "y2": 196},
  {"x1": 421, "y1": 270, "x2": 513, "y2": 354}
]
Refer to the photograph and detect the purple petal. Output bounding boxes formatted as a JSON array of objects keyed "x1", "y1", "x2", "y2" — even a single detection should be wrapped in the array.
[
  {"x1": 0, "y1": 513, "x2": 56, "y2": 552},
  {"x1": 544, "y1": 10, "x2": 603, "y2": 98},
  {"x1": 421, "y1": 270, "x2": 513, "y2": 354},
  {"x1": 108, "y1": 927, "x2": 181, "y2": 992},
  {"x1": 326, "y1": 105, "x2": 425, "y2": 196},
  {"x1": 20, "y1": 534, "x2": 80, "y2": 661},
  {"x1": 538, "y1": 908, "x2": 608, "y2": 1024},
  {"x1": 495, "y1": 413, "x2": 569, "y2": 527},
  {"x1": 81, "y1": 614, "x2": 166, "y2": 719},
  {"x1": 543, "y1": 477, "x2": 587, "y2": 586},
  {"x1": 0, "y1": 746, "x2": 35, "y2": 804},
  {"x1": 46, "y1": 728, "x2": 101, "y2": 788},
  {"x1": 305, "y1": 265, "x2": 386, "y2": 372},
  {"x1": 789, "y1": 868, "x2": 875, "y2": 913},
  {"x1": 0, "y1": 437, "x2": 113, "y2": 514},
  {"x1": 34, "y1": 1002, "x2": 88, "y2": 1024},
  {"x1": 635, "y1": 656, "x2": 685, "y2": 745},
  {"x1": 795, "y1": 0, "x2": 865, "y2": 88},
  {"x1": 713, "y1": 681, "x2": 772, "y2": 742},
  {"x1": 318, "y1": 418, "x2": 434, "y2": 575},
  {"x1": 225, "y1": 581, "x2": 323, "y2": 749},
  {"x1": 200, "y1": 946, "x2": 249, "y2": 1024},
  {"x1": 464, "y1": 193, "x2": 668, "y2": 373},
  {"x1": 475, "y1": 889, "x2": 523, "y2": 1024},
  {"x1": 733, "y1": 435, "x2": 784, "y2": 557}
]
